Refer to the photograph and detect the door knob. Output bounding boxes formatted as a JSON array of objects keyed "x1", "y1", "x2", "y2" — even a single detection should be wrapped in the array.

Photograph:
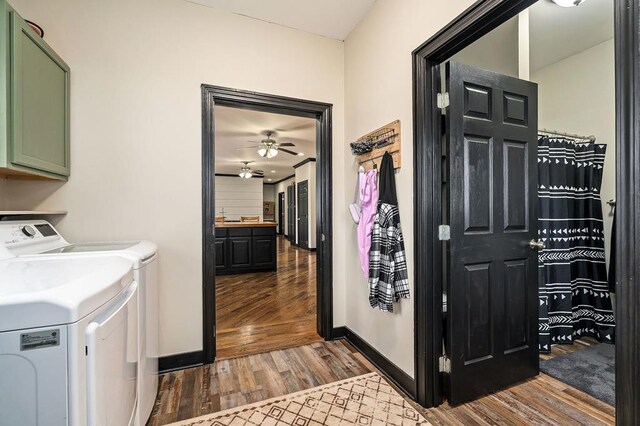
[{"x1": 529, "y1": 239, "x2": 545, "y2": 251}]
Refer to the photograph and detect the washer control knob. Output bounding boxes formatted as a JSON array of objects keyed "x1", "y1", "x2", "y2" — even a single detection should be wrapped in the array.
[{"x1": 21, "y1": 225, "x2": 36, "y2": 238}]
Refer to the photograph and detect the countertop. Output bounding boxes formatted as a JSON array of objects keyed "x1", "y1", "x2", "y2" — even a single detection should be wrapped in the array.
[{"x1": 215, "y1": 221, "x2": 277, "y2": 228}]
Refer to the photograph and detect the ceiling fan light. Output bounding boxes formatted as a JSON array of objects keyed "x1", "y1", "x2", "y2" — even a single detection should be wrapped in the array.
[
  {"x1": 258, "y1": 146, "x2": 268, "y2": 157},
  {"x1": 239, "y1": 171, "x2": 246, "y2": 178},
  {"x1": 552, "y1": 0, "x2": 587, "y2": 7},
  {"x1": 266, "y1": 146, "x2": 278, "y2": 158},
  {"x1": 245, "y1": 171, "x2": 252, "y2": 178}
]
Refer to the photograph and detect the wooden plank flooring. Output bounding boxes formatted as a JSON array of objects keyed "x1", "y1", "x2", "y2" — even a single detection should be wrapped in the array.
[
  {"x1": 215, "y1": 236, "x2": 322, "y2": 359},
  {"x1": 148, "y1": 340, "x2": 614, "y2": 425}
]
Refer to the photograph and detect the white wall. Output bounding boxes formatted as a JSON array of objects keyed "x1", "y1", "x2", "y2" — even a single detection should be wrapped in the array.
[
  {"x1": 452, "y1": 16, "x2": 519, "y2": 77},
  {"x1": 344, "y1": 0, "x2": 475, "y2": 377},
  {"x1": 215, "y1": 176, "x2": 263, "y2": 221},
  {"x1": 5, "y1": 0, "x2": 345, "y2": 357},
  {"x1": 294, "y1": 160, "x2": 316, "y2": 248},
  {"x1": 275, "y1": 176, "x2": 295, "y2": 235},
  {"x1": 532, "y1": 38, "x2": 616, "y2": 265}
]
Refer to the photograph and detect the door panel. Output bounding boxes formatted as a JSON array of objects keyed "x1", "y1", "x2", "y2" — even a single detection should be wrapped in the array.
[
  {"x1": 297, "y1": 180, "x2": 309, "y2": 248},
  {"x1": 229, "y1": 237, "x2": 251, "y2": 269},
  {"x1": 445, "y1": 61, "x2": 538, "y2": 405},
  {"x1": 287, "y1": 185, "x2": 296, "y2": 242},
  {"x1": 214, "y1": 238, "x2": 228, "y2": 272},
  {"x1": 253, "y1": 236, "x2": 276, "y2": 267}
]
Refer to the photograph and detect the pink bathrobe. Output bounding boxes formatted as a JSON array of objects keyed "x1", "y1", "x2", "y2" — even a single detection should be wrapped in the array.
[{"x1": 358, "y1": 168, "x2": 378, "y2": 279}]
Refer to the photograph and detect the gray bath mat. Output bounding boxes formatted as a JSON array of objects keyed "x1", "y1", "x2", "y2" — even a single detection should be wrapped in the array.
[{"x1": 540, "y1": 343, "x2": 615, "y2": 406}]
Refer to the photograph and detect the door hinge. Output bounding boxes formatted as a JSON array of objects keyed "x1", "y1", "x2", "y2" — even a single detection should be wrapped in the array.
[
  {"x1": 439, "y1": 355, "x2": 451, "y2": 373},
  {"x1": 437, "y1": 92, "x2": 450, "y2": 111},
  {"x1": 438, "y1": 225, "x2": 450, "y2": 241}
]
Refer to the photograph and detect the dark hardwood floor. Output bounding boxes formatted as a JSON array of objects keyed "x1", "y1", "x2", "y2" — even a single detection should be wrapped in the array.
[
  {"x1": 215, "y1": 235, "x2": 322, "y2": 359},
  {"x1": 148, "y1": 340, "x2": 614, "y2": 425}
]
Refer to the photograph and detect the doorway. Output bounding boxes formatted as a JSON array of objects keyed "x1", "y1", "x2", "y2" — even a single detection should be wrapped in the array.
[
  {"x1": 412, "y1": 0, "x2": 640, "y2": 422},
  {"x1": 201, "y1": 85, "x2": 334, "y2": 364}
]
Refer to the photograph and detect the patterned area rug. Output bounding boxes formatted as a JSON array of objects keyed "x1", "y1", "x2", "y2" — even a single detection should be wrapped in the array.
[{"x1": 169, "y1": 372, "x2": 430, "y2": 425}]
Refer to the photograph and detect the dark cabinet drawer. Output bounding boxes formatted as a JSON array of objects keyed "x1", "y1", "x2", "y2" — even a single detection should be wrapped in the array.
[
  {"x1": 253, "y1": 227, "x2": 276, "y2": 236},
  {"x1": 229, "y1": 228, "x2": 252, "y2": 237}
]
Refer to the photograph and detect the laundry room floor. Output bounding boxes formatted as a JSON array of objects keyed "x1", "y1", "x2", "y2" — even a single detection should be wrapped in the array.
[{"x1": 148, "y1": 340, "x2": 614, "y2": 426}]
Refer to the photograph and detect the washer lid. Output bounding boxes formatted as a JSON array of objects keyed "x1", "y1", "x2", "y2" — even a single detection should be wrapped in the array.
[
  {"x1": 0, "y1": 256, "x2": 134, "y2": 332},
  {"x1": 41, "y1": 240, "x2": 158, "y2": 265}
]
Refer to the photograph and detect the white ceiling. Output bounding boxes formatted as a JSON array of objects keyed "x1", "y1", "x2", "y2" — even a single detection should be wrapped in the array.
[
  {"x1": 529, "y1": 0, "x2": 614, "y2": 72},
  {"x1": 214, "y1": 106, "x2": 316, "y2": 181},
  {"x1": 185, "y1": 0, "x2": 376, "y2": 40}
]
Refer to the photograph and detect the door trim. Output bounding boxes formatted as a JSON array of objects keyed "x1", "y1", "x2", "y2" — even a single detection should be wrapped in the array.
[
  {"x1": 201, "y1": 85, "x2": 333, "y2": 364},
  {"x1": 412, "y1": 1, "x2": 640, "y2": 419}
]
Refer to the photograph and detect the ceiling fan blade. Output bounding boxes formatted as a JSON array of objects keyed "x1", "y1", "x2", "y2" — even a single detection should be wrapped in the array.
[
  {"x1": 253, "y1": 170, "x2": 265, "y2": 174},
  {"x1": 279, "y1": 142, "x2": 295, "y2": 147},
  {"x1": 279, "y1": 148, "x2": 300, "y2": 156},
  {"x1": 234, "y1": 146, "x2": 260, "y2": 150},
  {"x1": 278, "y1": 137, "x2": 312, "y2": 145}
]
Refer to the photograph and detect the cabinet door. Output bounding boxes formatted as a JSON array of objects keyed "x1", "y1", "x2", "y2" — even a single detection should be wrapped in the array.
[
  {"x1": 229, "y1": 237, "x2": 252, "y2": 269},
  {"x1": 214, "y1": 238, "x2": 228, "y2": 272},
  {"x1": 10, "y1": 12, "x2": 70, "y2": 177},
  {"x1": 253, "y1": 236, "x2": 276, "y2": 268}
]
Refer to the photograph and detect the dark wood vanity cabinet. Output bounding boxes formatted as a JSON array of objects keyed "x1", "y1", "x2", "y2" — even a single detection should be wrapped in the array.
[{"x1": 215, "y1": 224, "x2": 277, "y2": 275}]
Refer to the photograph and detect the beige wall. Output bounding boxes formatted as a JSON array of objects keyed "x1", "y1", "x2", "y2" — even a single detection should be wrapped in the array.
[
  {"x1": 532, "y1": 38, "x2": 616, "y2": 265},
  {"x1": 0, "y1": 179, "x2": 5, "y2": 210},
  {"x1": 5, "y1": 0, "x2": 345, "y2": 357},
  {"x1": 344, "y1": 0, "x2": 475, "y2": 377}
]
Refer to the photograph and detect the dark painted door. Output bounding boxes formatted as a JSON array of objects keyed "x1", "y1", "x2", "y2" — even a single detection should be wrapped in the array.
[
  {"x1": 445, "y1": 61, "x2": 539, "y2": 405},
  {"x1": 278, "y1": 192, "x2": 285, "y2": 235},
  {"x1": 297, "y1": 180, "x2": 309, "y2": 249},
  {"x1": 287, "y1": 185, "x2": 296, "y2": 243}
]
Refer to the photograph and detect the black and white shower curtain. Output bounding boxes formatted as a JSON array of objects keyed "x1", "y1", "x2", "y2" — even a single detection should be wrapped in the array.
[{"x1": 537, "y1": 136, "x2": 615, "y2": 352}]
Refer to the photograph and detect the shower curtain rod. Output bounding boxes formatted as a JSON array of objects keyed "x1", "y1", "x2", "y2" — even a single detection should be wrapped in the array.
[{"x1": 539, "y1": 128, "x2": 596, "y2": 143}]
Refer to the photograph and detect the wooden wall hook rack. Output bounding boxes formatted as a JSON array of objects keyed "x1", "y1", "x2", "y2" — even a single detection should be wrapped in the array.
[{"x1": 353, "y1": 119, "x2": 401, "y2": 171}]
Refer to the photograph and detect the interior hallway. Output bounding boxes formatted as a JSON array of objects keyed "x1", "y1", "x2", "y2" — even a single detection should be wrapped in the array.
[
  {"x1": 215, "y1": 235, "x2": 322, "y2": 359},
  {"x1": 148, "y1": 340, "x2": 614, "y2": 425}
]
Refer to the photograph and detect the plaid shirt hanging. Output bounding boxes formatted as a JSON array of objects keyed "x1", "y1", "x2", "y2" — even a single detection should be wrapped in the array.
[{"x1": 368, "y1": 151, "x2": 410, "y2": 312}]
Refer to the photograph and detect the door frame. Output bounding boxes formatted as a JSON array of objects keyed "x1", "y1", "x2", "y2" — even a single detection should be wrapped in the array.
[
  {"x1": 412, "y1": 0, "x2": 640, "y2": 421},
  {"x1": 201, "y1": 85, "x2": 334, "y2": 364},
  {"x1": 278, "y1": 191, "x2": 285, "y2": 235}
]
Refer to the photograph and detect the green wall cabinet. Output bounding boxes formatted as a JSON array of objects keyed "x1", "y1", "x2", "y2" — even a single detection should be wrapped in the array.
[{"x1": 0, "y1": 0, "x2": 70, "y2": 180}]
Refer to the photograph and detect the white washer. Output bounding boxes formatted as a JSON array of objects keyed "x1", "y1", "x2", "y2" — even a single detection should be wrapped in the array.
[
  {"x1": 0, "y1": 220, "x2": 159, "y2": 426},
  {"x1": 0, "y1": 256, "x2": 137, "y2": 426}
]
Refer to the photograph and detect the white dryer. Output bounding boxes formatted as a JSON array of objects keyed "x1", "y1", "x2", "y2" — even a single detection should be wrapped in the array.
[
  {"x1": 0, "y1": 256, "x2": 137, "y2": 426},
  {"x1": 0, "y1": 220, "x2": 159, "y2": 426}
]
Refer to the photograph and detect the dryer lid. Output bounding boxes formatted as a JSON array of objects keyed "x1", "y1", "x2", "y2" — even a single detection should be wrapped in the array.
[{"x1": 0, "y1": 256, "x2": 134, "y2": 332}]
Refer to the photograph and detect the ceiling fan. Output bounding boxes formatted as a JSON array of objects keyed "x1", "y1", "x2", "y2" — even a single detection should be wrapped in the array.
[
  {"x1": 238, "y1": 161, "x2": 264, "y2": 179},
  {"x1": 237, "y1": 131, "x2": 302, "y2": 157}
]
